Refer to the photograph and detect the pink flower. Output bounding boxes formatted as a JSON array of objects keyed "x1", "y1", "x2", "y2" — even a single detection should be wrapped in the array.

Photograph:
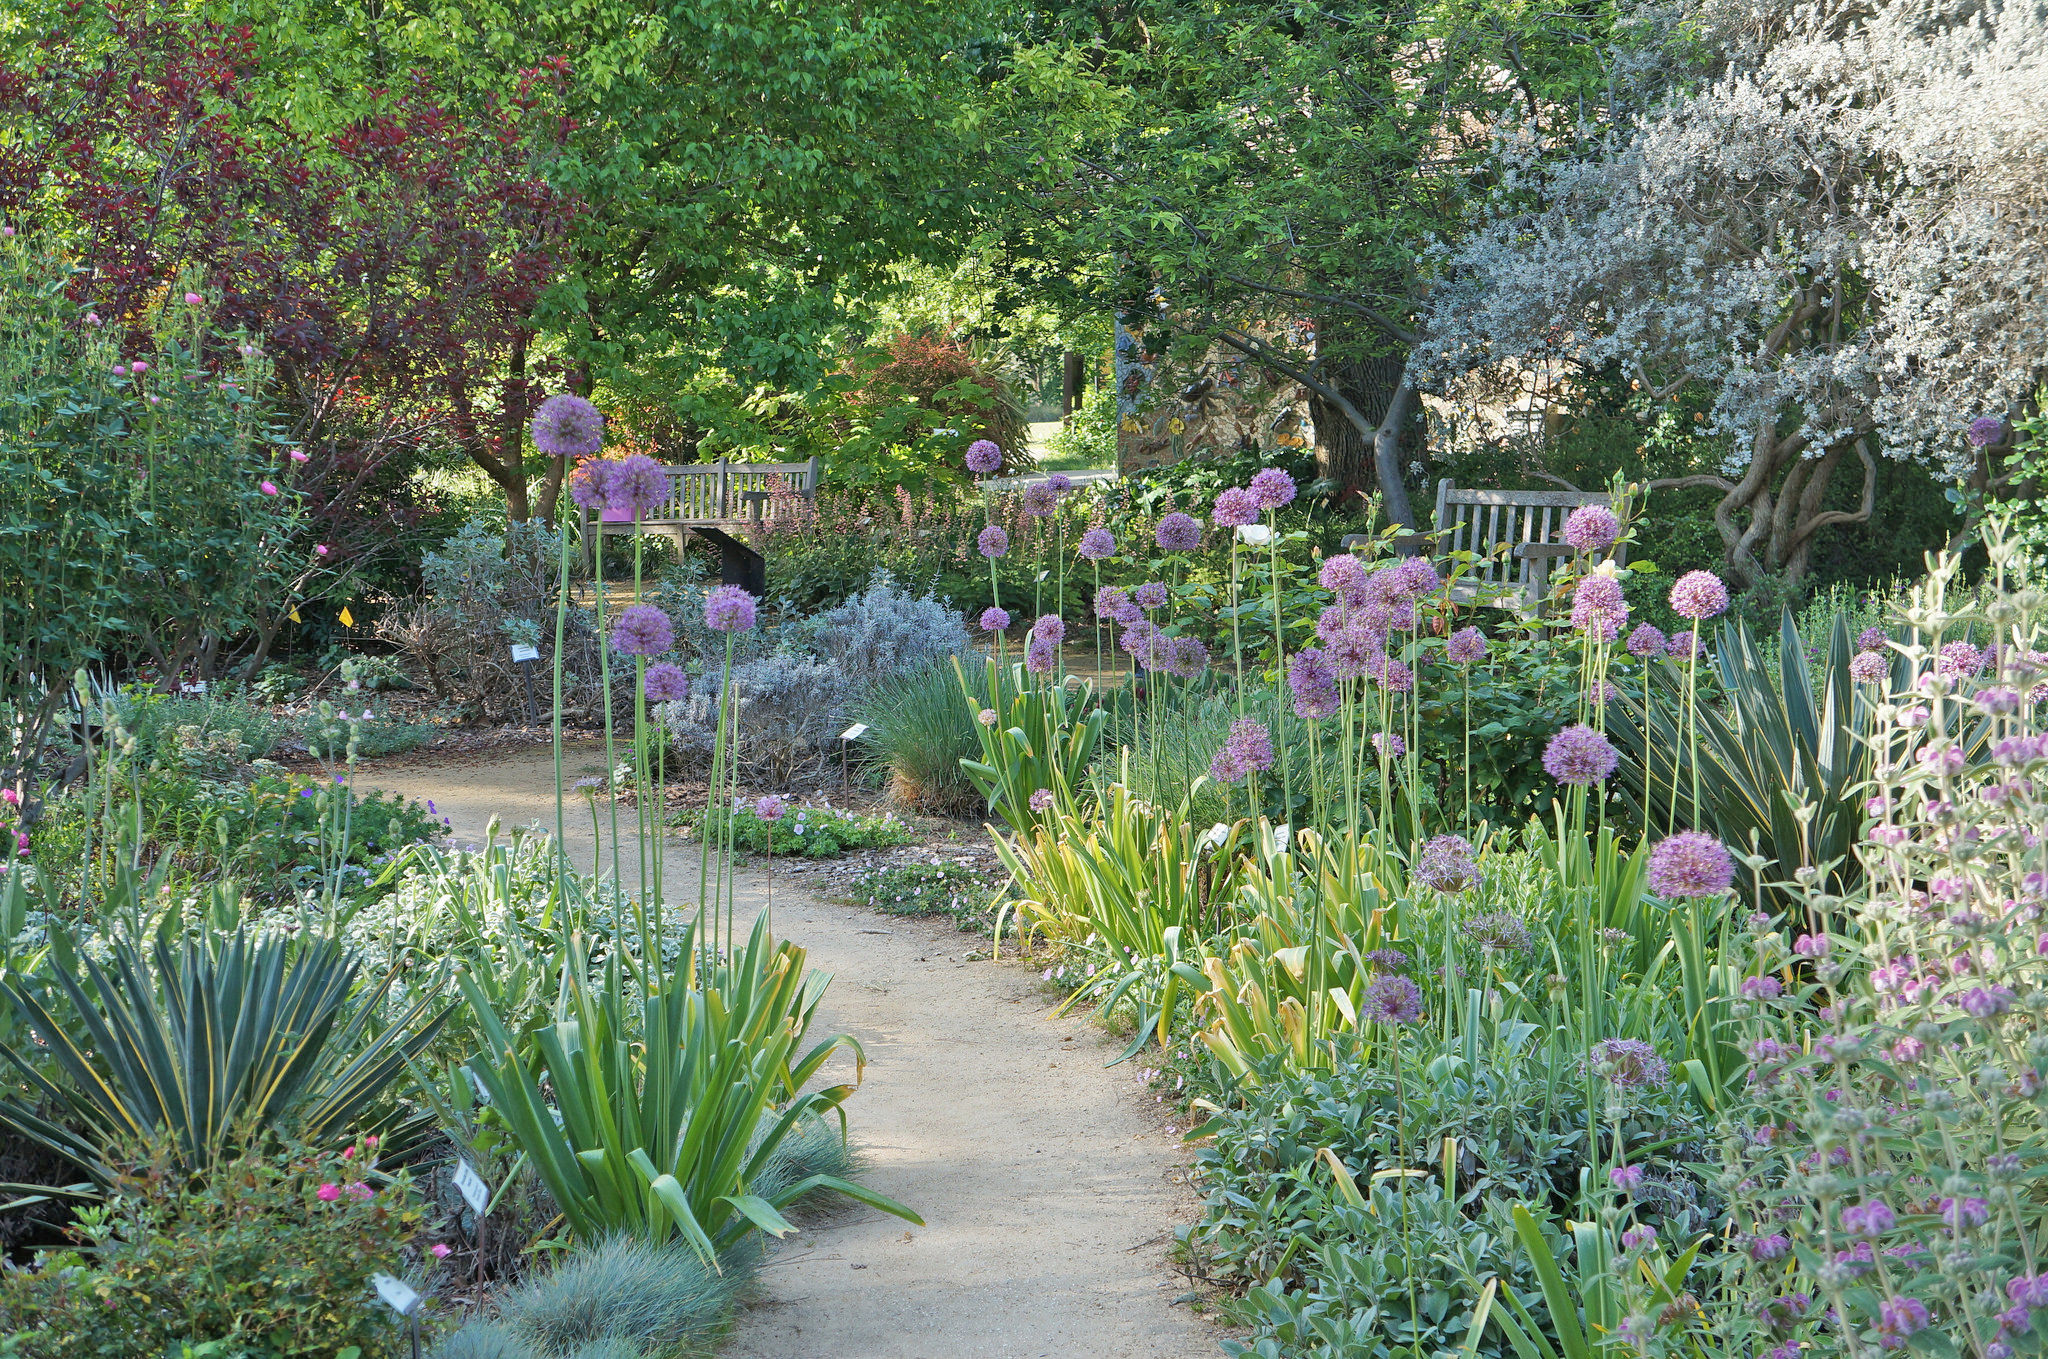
[
  {"x1": 317, "y1": 1183, "x2": 341, "y2": 1202},
  {"x1": 314, "y1": 544, "x2": 330, "y2": 556},
  {"x1": 130, "y1": 360, "x2": 148, "y2": 373},
  {"x1": 290, "y1": 449, "x2": 310, "y2": 463},
  {"x1": 184, "y1": 291, "x2": 203, "y2": 305},
  {"x1": 431, "y1": 1243, "x2": 452, "y2": 1259},
  {"x1": 260, "y1": 481, "x2": 279, "y2": 496}
]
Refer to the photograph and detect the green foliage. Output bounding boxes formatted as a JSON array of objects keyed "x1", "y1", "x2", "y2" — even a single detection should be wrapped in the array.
[
  {"x1": 491, "y1": 1235, "x2": 745, "y2": 1358},
  {"x1": 844, "y1": 860, "x2": 1001, "y2": 928},
  {"x1": 1045, "y1": 383, "x2": 1118, "y2": 470},
  {"x1": 686, "y1": 800, "x2": 915, "y2": 859},
  {"x1": 0, "y1": 927, "x2": 448, "y2": 1198},
  {"x1": 959, "y1": 657, "x2": 1108, "y2": 832},
  {"x1": 0, "y1": 1139, "x2": 420, "y2": 1359},
  {"x1": 460, "y1": 914, "x2": 921, "y2": 1257},
  {"x1": 854, "y1": 659, "x2": 990, "y2": 815}
]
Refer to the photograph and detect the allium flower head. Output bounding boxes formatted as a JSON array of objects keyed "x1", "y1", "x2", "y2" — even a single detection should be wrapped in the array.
[
  {"x1": 569, "y1": 458, "x2": 614, "y2": 510},
  {"x1": 1364, "y1": 949, "x2": 1410, "y2": 973},
  {"x1": 980, "y1": 606, "x2": 1011, "y2": 633},
  {"x1": 1028, "y1": 788, "x2": 1056, "y2": 813},
  {"x1": 1369, "y1": 655, "x2": 1414, "y2": 693},
  {"x1": 703, "y1": 585, "x2": 758, "y2": 633},
  {"x1": 643, "y1": 662, "x2": 689, "y2": 702},
  {"x1": 1095, "y1": 585, "x2": 1141, "y2": 626},
  {"x1": 1212, "y1": 487, "x2": 1259, "y2": 528},
  {"x1": 1164, "y1": 634, "x2": 1210, "y2": 679},
  {"x1": 1669, "y1": 570, "x2": 1729, "y2": 621},
  {"x1": 1562, "y1": 504, "x2": 1620, "y2": 552},
  {"x1": 1022, "y1": 482, "x2": 1057, "y2": 517},
  {"x1": 1850, "y1": 651, "x2": 1887, "y2": 684},
  {"x1": 610, "y1": 604, "x2": 674, "y2": 656},
  {"x1": 1446, "y1": 626, "x2": 1488, "y2": 665},
  {"x1": 1543, "y1": 724, "x2": 1618, "y2": 786},
  {"x1": 977, "y1": 525, "x2": 1009, "y2": 558},
  {"x1": 1372, "y1": 730, "x2": 1406, "y2": 758},
  {"x1": 1248, "y1": 467, "x2": 1296, "y2": 510},
  {"x1": 1857, "y1": 626, "x2": 1888, "y2": 652},
  {"x1": 1024, "y1": 635, "x2": 1057, "y2": 674},
  {"x1": 1647, "y1": 832, "x2": 1735, "y2": 898},
  {"x1": 1463, "y1": 913, "x2": 1534, "y2": 954},
  {"x1": 966, "y1": 440, "x2": 1003, "y2": 474},
  {"x1": 1626, "y1": 624, "x2": 1667, "y2": 658},
  {"x1": 1936, "y1": 640, "x2": 1985, "y2": 681},
  {"x1": 608, "y1": 453, "x2": 668, "y2": 517},
  {"x1": 1389, "y1": 557, "x2": 1441, "y2": 601},
  {"x1": 1571, "y1": 575, "x2": 1629, "y2": 638},
  {"x1": 1155, "y1": 512, "x2": 1202, "y2": 552},
  {"x1": 1288, "y1": 648, "x2": 1339, "y2": 720},
  {"x1": 1225, "y1": 719, "x2": 1275, "y2": 774},
  {"x1": 1415, "y1": 834, "x2": 1479, "y2": 894},
  {"x1": 1587, "y1": 1038, "x2": 1668, "y2": 1089},
  {"x1": 1320, "y1": 554, "x2": 1370, "y2": 605},
  {"x1": 754, "y1": 794, "x2": 787, "y2": 821},
  {"x1": 1078, "y1": 527, "x2": 1117, "y2": 560},
  {"x1": 1133, "y1": 581, "x2": 1168, "y2": 611},
  {"x1": 1667, "y1": 630, "x2": 1696, "y2": 658},
  {"x1": 1046, "y1": 473, "x2": 1074, "y2": 494},
  {"x1": 1968, "y1": 416, "x2": 2007, "y2": 448},
  {"x1": 1363, "y1": 975, "x2": 1424, "y2": 1025},
  {"x1": 532, "y1": 394, "x2": 605, "y2": 458},
  {"x1": 1031, "y1": 614, "x2": 1066, "y2": 644}
]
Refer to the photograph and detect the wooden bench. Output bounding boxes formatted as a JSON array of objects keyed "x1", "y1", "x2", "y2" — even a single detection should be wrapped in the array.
[
  {"x1": 581, "y1": 457, "x2": 820, "y2": 596},
  {"x1": 1343, "y1": 479, "x2": 1620, "y2": 614}
]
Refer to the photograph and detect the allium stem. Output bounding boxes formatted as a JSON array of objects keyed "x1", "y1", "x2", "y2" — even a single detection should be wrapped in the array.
[{"x1": 592, "y1": 529, "x2": 621, "y2": 887}]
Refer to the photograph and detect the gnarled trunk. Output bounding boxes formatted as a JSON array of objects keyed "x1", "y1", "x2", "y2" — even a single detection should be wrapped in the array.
[{"x1": 1652, "y1": 428, "x2": 1877, "y2": 588}]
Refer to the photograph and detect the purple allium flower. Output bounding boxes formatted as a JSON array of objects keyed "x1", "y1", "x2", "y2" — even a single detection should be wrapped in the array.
[
  {"x1": 1288, "y1": 649, "x2": 1339, "y2": 720},
  {"x1": 607, "y1": 453, "x2": 668, "y2": 517},
  {"x1": 1463, "y1": 913, "x2": 1533, "y2": 954},
  {"x1": 1363, "y1": 975, "x2": 1424, "y2": 1025},
  {"x1": 1389, "y1": 557, "x2": 1441, "y2": 601},
  {"x1": 1969, "y1": 416, "x2": 2007, "y2": 448},
  {"x1": 1046, "y1": 473, "x2": 1074, "y2": 494},
  {"x1": 1372, "y1": 731, "x2": 1406, "y2": 759},
  {"x1": 1209, "y1": 745, "x2": 1245, "y2": 784},
  {"x1": 1155, "y1": 512, "x2": 1202, "y2": 552},
  {"x1": 1119, "y1": 618, "x2": 1161, "y2": 662},
  {"x1": 1543, "y1": 724, "x2": 1618, "y2": 786},
  {"x1": 1078, "y1": 527, "x2": 1117, "y2": 560},
  {"x1": 754, "y1": 794, "x2": 787, "y2": 821},
  {"x1": 980, "y1": 606, "x2": 1011, "y2": 633},
  {"x1": 1562, "y1": 504, "x2": 1620, "y2": 552},
  {"x1": 1936, "y1": 640, "x2": 1985, "y2": 681},
  {"x1": 1415, "y1": 834, "x2": 1479, "y2": 894},
  {"x1": 1627, "y1": 624, "x2": 1667, "y2": 658},
  {"x1": 1647, "y1": 832, "x2": 1735, "y2": 898},
  {"x1": 1133, "y1": 581, "x2": 1169, "y2": 611},
  {"x1": 1369, "y1": 656, "x2": 1414, "y2": 694},
  {"x1": 1620, "y1": 1225, "x2": 1657, "y2": 1251},
  {"x1": 1857, "y1": 626, "x2": 1888, "y2": 652},
  {"x1": 1446, "y1": 626, "x2": 1488, "y2": 665},
  {"x1": 977, "y1": 708, "x2": 998, "y2": 727},
  {"x1": 1212, "y1": 487, "x2": 1259, "y2": 528},
  {"x1": 1032, "y1": 614, "x2": 1066, "y2": 644},
  {"x1": 1842, "y1": 1200, "x2": 1897, "y2": 1236},
  {"x1": 1850, "y1": 651, "x2": 1887, "y2": 684},
  {"x1": 1225, "y1": 719, "x2": 1275, "y2": 775},
  {"x1": 977, "y1": 524, "x2": 1009, "y2": 558},
  {"x1": 1327, "y1": 625, "x2": 1383, "y2": 681},
  {"x1": 1022, "y1": 482, "x2": 1057, "y2": 517},
  {"x1": 1024, "y1": 635, "x2": 1057, "y2": 674},
  {"x1": 1248, "y1": 467, "x2": 1297, "y2": 510},
  {"x1": 1879, "y1": 1297, "x2": 1930, "y2": 1339},
  {"x1": 1320, "y1": 554, "x2": 1371, "y2": 605},
  {"x1": 1571, "y1": 575, "x2": 1629, "y2": 638},
  {"x1": 568, "y1": 458, "x2": 614, "y2": 510},
  {"x1": 1667, "y1": 630, "x2": 1696, "y2": 658},
  {"x1": 966, "y1": 439, "x2": 1003, "y2": 474},
  {"x1": 532, "y1": 394, "x2": 604, "y2": 458},
  {"x1": 1364, "y1": 949, "x2": 1410, "y2": 973},
  {"x1": 611, "y1": 604, "x2": 674, "y2": 656},
  {"x1": 1164, "y1": 634, "x2": 1210, "y2": 679},
  {"x1": 643, "y1": 662, "x2": 689, "y2": 702},
  {"x1": 1028, "y1": 788, "x2": 1056, "y2": 813},
  {"x1": 704, "y1": 584, "x2": 758, "y2": 632},
  {"x1": 1096, "y1": 586, "x2": 1142, "y2": 626},
  {"x1": 1587, "y1": 1038, "x2": 1669, "y2": 1089},
  {"x1": 1669, "y1": 570, "x2": 1729, "y2": 621}
]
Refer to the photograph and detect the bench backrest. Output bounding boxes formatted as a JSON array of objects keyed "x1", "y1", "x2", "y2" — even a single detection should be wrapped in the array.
[
  {"x1": 650, "y1": 458, "x2": 821, "y2": 522},
  {"x1": 1433, "y1": 479, "x2": 1618, "y2": 597}
]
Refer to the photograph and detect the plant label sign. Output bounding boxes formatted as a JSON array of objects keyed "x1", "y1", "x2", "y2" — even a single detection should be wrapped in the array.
[
  {"x1": 840, "y1": 722, "x2": 868, "y2": 742},
  {"x1": 509, "y1": 643, "x2": 540, "y2": 663},
  {"x1": 370, "y1": 1273, "x2": 420, "y2": 1317},
  {"x1": 453, "y1": 1159, "x2": 490, "y2": 1216}
]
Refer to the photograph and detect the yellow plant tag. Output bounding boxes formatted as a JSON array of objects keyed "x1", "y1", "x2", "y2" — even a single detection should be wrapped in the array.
[
  {"x1": 288, "y1": 608, "x2": 301, "y2": 623},
  {"x1": 339, "y1": 606, "x2": 355, "y2": 628}
]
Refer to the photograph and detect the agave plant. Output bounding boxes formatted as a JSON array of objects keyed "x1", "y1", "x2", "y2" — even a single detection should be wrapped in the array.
[
  {"x1": 1612, "y1": 610, "x2": 1889, "y2": 904},
  {"x1": 0, "y1": 927, "x2": 449, "y2": 1202},
  {"x1": 461, "y1": 912, "x2": 921, "y2": 1262}
]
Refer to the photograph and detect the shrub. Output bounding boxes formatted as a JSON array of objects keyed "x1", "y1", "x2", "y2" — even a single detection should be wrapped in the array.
[
  {"x1": 686, "y1": 799, "x2": 915, "y2": 858},
  {"x1": 0, "y1": 1139, "x2": 421, "y2": 1359},
  {"x1": 492, "y1": 1235, "x2": 743, "y2": 1358},
  {"x1": 1045, "y1": 382, "x2": 1117, "y2": 470},
  {"x1": 853, "y1": 659, "x2": 989, "y2": 814},
  {"x1": 805, "y1": 573, "x2": 970, "y2": 686},
  {"x1": 659, "y1": 652, "x2": 850, "y2": 782},
  {"x1": 844, "y1": 860, "x2": 1001, "y2": 928}
]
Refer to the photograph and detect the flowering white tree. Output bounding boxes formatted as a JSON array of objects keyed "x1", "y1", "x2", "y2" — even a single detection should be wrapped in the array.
[{"x1": 1420, "y1": 0, "x2": 2048, "y2": 585}]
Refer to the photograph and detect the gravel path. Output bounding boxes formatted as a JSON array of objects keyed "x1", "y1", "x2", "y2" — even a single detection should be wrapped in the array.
[{"x1": 368, "y1": 743, "x2": 1221, "y2": 1359}]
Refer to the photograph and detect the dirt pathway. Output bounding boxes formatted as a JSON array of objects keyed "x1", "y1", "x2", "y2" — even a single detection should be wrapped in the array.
[{"x1": 368, "y1": 744, "x2": 1221, "y2": 1359}]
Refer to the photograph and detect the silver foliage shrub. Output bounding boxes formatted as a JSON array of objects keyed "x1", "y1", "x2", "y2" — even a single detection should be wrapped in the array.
[
  {"x1": 807, "y1": 572, "x2": 970, "y2": 686},
  {"x1": 660, "y1": 651, "x2": 852, "y2": 782}
]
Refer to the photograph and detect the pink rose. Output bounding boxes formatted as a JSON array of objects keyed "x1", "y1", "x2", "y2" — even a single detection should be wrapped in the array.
[{"x1": 317, "y1": 1183, "x2": 341, "y2": 1202}]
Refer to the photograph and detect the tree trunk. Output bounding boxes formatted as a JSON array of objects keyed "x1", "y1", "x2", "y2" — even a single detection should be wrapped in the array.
[
  {"x1": 1372, "y1": 374, "x2": 1420, "y2": 531},
  {"x1": 1308, "y1": 351, "x2": 1403, "y2": 501}
]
